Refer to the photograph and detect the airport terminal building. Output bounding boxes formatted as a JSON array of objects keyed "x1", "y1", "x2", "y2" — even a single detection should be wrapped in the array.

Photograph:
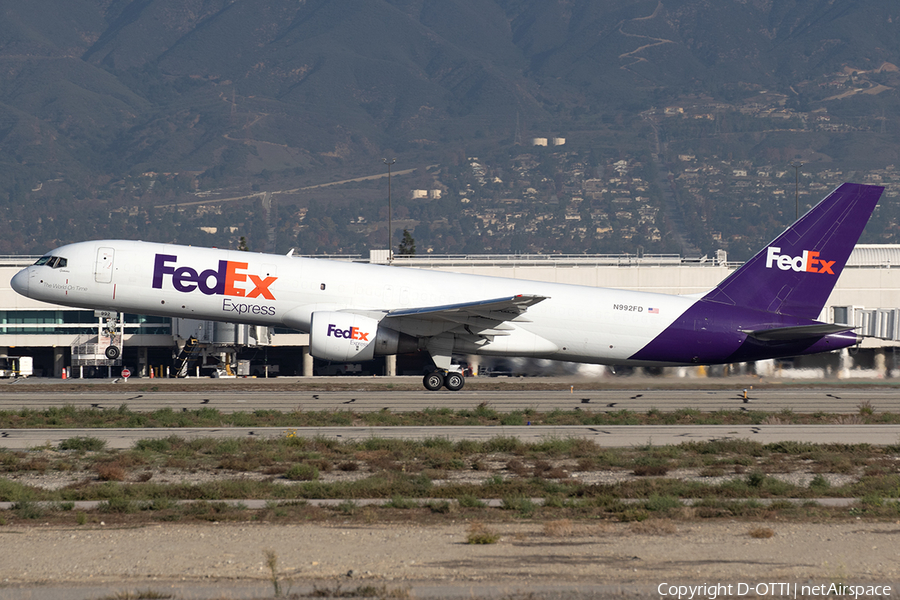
[{"x1": 1, "y1": 246, "x2": 899, "y2": 379}]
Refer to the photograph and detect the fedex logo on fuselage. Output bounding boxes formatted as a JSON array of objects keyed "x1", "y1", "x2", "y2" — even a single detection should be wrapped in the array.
[
  {"x1": 327, "y1": 324, "x2": 370, "y2": 342},
  {"x1": 152, "y1": 254, "x2": 277, "y2": 299},
  {"x1": 765, "y1": 247, "x2": 835, "y2": 275}
]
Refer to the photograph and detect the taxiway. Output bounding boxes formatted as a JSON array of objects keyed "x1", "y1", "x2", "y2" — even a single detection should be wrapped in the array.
[{"x1": 0, "y1": 386, "x2": 897, "y2": 414}]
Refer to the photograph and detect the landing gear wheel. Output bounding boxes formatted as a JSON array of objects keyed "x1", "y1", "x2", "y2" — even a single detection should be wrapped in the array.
[
  {"x1": 423, "y1": 371, "x2": 445, "y2": 391},
  {"x1": 444, "y1": 371, "x2": 465, "y2": 391},
  {"x1": 105, "y1": 345, "x2": 120, "y2": 360}
]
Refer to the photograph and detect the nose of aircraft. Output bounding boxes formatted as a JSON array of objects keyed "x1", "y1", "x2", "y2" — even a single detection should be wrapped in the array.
[{"x1": 10, "y1": 268, "x2": 30, "y2": 296}]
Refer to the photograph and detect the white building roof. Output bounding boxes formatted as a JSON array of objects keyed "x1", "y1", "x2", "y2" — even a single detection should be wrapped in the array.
[{"x1": 847, "y1": 244, "x2": 900, "y2": 267}]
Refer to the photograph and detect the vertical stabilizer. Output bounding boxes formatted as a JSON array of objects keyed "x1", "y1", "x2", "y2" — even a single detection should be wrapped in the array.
[{"x1": 702, "y1": 183, "x2": 883, "y2": 319}]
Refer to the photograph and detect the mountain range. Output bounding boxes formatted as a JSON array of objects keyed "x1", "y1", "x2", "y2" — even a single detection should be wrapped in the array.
[{"x1": 1, "y1": 0, "x2": 899, "y2": 254}]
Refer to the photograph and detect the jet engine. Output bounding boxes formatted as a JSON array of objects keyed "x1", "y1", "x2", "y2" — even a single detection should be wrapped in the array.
[{"x1": 309, "y1": 311, "x2": 418, "y2": 362}]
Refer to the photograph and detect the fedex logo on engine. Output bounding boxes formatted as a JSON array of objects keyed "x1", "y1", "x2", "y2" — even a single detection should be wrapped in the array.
[
  {"x1": 152, "y1": 254, "x2": 277, "y2": 299},
  {"x1": 327, "y1": 324, "x2": 370, "y2": 342},
  {"x1": 765, "y1": 247, "x2": 835, "y2": 275}
]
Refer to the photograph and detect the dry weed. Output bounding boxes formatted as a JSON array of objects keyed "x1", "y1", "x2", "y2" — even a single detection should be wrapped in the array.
[
  {"x1": 21, "y1": 458, "x2": 49, "y2": 473},
  {"x1": 670, "y1": 506, "x2": 697, "y2": 520},
  {"x1": 505, "y1": 459, "x2": 529, "y2": 476},
  {"x1": 263, "y1": 549, "x2": 284, "y2": 597},
  {"x1": 633, "y1": 464, "x2": 669, "y2": 476},
  {"x1": 592, "y1": 522, "x2": 617, "y2": 535},
  {"x1": 629, "y1": 519, "x2": 677, "y2": 535},
  {"x1": 96, "y1": 462, "x2": 127, "y2": 482},
  {"x1": 698, "y1": 466, "x2": 726, "y2": 477},
  {"x1": 576, "y1": 457, "x2": 597, "y2": 471},
  {"x1": 833, "y1": 415, "x2": 864, "y2": 425},
  {"x1": 748, "y1": 526, "x2": 775, "y2": 539},
  {"x1": 466, "y1": 521, "x2": 500, "y2": 544},
  {"x1": 532, "y1": 460, "x2": 552, "y2": 475},
  {"x1": 544, "y1": 467, "x2": 570, "y2": 479},
  {"x1": 543, "y1": 518, "x2": 575, "y2": 537}
]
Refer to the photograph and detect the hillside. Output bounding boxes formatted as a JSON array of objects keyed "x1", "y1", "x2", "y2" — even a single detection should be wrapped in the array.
[{"x1": 0, "y1": 0, "x2": 898, "y2": 255}]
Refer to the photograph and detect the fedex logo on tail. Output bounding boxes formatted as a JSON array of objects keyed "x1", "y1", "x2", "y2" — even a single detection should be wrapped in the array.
[
  {"x1": 327, "y1": 324, "x2": 370, "y2": 342},
  {"x1": 765, "y1": 247, "x2": 835, "y2": 275},
  {"x1": 152, "y1": 254, "x2": 277, "y2": 299}
]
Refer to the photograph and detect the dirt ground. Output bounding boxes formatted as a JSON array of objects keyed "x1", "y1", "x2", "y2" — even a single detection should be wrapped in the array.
[
  {"x1": 2, "y1": 520, "x2": 899, "y2": 598},
  {"x1": 4, "y1": 377, "x2": 898, "y2": 598}
]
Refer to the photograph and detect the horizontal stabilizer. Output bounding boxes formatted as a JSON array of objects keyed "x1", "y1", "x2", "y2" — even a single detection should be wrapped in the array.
[{"x1": 741, "y1": 323, "x2": 856, "y2": 342}]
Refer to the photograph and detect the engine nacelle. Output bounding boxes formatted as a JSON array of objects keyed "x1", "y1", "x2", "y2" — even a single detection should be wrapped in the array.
[{"x1": 309, "y1": 311, "x2": 417, "y2": 362}]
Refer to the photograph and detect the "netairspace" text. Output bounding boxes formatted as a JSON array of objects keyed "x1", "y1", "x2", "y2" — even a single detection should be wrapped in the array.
[{"x1": 657, "y1": 582, "x2": 891, "y2": 599}]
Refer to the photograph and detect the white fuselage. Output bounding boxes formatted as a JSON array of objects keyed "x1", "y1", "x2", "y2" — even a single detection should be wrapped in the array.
[{"x1": 11, "y1": 240, "x2": 698, "y2": 365}]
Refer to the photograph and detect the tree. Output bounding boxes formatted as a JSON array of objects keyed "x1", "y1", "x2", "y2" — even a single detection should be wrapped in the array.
[{"x1": 398, "y1": 229, "x2": 416, "y2": 256}]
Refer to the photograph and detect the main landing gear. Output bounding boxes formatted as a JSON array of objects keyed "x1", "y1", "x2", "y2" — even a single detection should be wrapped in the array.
[{"x1": 423, "y1": 370, "x2": 465, "y2": 392}]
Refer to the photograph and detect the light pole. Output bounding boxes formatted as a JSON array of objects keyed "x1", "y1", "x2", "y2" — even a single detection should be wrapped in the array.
[
  {"x1": 383, "y1": 158, "x2": 396, "y2": 263},
  {"x1": 789, "y1": 162, "x2": 802, "y2": 220}
]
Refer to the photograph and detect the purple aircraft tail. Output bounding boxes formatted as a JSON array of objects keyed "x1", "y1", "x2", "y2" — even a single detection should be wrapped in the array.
[{"x1": 702, "y1": 183, "x2": 884, "y2": 320}]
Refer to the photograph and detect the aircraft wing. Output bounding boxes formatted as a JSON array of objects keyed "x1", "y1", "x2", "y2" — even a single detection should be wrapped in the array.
[
  {"x1": 360, "y1": 294, "x2": 548, "y2": 339},
  {"x1": 386, "y1": 294, "x2": 546, "y2": 320}
]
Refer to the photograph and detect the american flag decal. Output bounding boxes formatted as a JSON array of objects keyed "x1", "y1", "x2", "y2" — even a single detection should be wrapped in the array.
[{"x1": 648, "y1": 307, "x2": 659, "y2": 314}]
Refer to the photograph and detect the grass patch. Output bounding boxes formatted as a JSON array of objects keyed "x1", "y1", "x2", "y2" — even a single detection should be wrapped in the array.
[
  {"x1": 6, "y1": 406, "x2": 899, "y2": 430},
  {"x1": 285, "y1": 463, "x2": 319, "y2": 481},
  {"x1": 383, "y1": 496, "x2": 419, "y2": 509},
  {"x1": 12, "y1": 500, "x2": 44, "y2": 520},
  {"x1": 643, "y1": 494, "x2": 682, "y2": 512},
  {"x1": 5, "y1": 427, "x2": 900, "y2": 528},
  {"x1": 457, "y1": 494, "x2": 486, "y2": 508},
  {"x1": 466, "y1": 522, "x2": 500, "y2": 544},
  {"x1": 58, "y1": 436, "x2": 106, "y2": 452},
  {"x1": 500, "y1": 496, "x2": 536, "y2": 517}
]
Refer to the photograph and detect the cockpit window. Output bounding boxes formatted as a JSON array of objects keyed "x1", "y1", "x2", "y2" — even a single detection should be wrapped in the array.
[{"x1": 34, "y1": 255, "x2": 67, "y2": 269}]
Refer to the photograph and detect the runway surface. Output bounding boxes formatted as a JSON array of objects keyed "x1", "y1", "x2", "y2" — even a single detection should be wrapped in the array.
[
  {"x1": 3, "y1": 424, "x2": 899, "y2": 449},
  {"x1": 3, "y1": 380, "x2": 899, "y2": 448},
  {"x1": 1, "y1": 387, "x2": 898, "y2": 414}
]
